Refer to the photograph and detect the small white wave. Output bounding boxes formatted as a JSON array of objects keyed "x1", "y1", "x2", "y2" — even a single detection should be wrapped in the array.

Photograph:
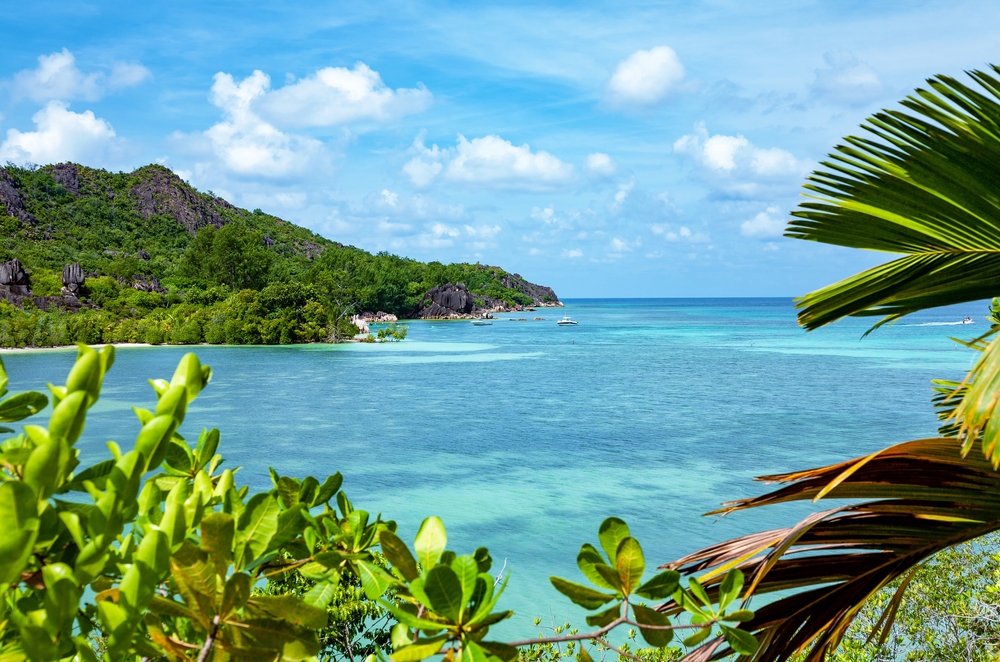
[{"x1": 905, "y1": 321, "x2": 974, "y2": 327}]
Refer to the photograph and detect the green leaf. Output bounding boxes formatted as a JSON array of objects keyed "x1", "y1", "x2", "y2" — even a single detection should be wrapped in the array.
[
  {"x1": 460, "y1": 641, "x2": 491, "y2": 662},
  {"x1": 473, "y1": 546, "x2": 492, "y2": 573},
  {"x1": 635, "y1": 570, "x2": 680, "y2": 600},
  {"x1": 0, "y1": 480, "x2": 39, "y2": 585},
  {"x1": 414, "y1": 516, "x2": 447, "y2": 570},
  {"x1": 682, "y1": 626, "x2": 712, "y2": 648},
  {"x1": 687, "y1": 577, "x2": 713, "y2": 608},
  {"x1": 585, "y1": 603, "x2": 620, "y2": 627},
  {"x1": 477, "y1": 641, "x2": 518, "y2": 662},
  {"x1": 0, "y1": 391, "x2": 48, "y2": 422},
  {"x1": 246, "y1": 595, "x2": 328, "y2": 629},
  {"x1": 391, "y1": 636, "x2": 447, "y2": 662},
  {"x1": 718, "y1": 568, "x2": 744, "y2": 611},
  {"x1": 594, "y1": 563, "x2": 623, "y2": 592},
  {"x1": 720, "y1": 625, "x2": 758, "y2": 656},
  {"x1": 615, "y1": 537, "x2": 644, "y2": 594},
  {"x1": 277, "y1": 475, "x2": 300, "y2": 509},
  {"x1": 452, "y1": 555, "x2": 480, "y2": 609},
  {"x1": 357, "y1": 559, "x2": 398, "y2": 600},
  {"x1": 632, "y1": 604, "x2": 673, "y2": 647},
  {"x1": 313, "y1": 472, "x2": 343, "y2": 506},
  {"x1": 236, "y1": 493, "x2": 280, "y2": 569},
  {"x1": 598, "y1": 517, "x2": 630, "y2": 563},
  {"x1": 297, "y1": 476, "x2": 319, "y2": 506},
  {"x1": 549, "y1": 577, "x2": 617, "y2": 609},
  {"x1": 303, "y1": 580, "x2": 338, "y2": 609},
  {"x1": 577, "y1": 543, "x2": 616, "y2": 590},
  {"x1": 380, "y1": 530, "x2": 420, "y2": 581},
  {"x1": 723, "y1": 609, "x2": 754, "y2": 623},
  {"x1": 200, "y1": 512, "x2": 235, "y2": 573},
  {"x1": 266, "y1": 505, "x2": 306, "y2": 552},
  {"x1": 423, "y1": 565, "x2": 464, "y2": 622},
  {"x1": 221, "y1": 572, "x2": 251, "y2": 615}
]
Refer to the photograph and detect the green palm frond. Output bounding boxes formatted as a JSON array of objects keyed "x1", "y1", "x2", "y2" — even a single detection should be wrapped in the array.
[
  {"x1": 788, "y1": 66, "x2": 1000, "y2": 330},
  {"x1": 656, "y1": 438, "x2": 1000, "y2": 661}
]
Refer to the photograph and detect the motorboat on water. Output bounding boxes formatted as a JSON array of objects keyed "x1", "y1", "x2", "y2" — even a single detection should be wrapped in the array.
[
  {"x1": 471, "y1": 319, "x2": 492, "y2": 326},
  {"x1": 962, "y1": 316, "x2": 974, "y2": 324},
  {"x1": 556, "y1": 316, "x2": 578, "y2": 326}
]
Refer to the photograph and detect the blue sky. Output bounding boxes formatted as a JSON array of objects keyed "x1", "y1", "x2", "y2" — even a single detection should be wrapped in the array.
[{"x1": 2, "y1": 1, "x2": 998, "y2": 297}]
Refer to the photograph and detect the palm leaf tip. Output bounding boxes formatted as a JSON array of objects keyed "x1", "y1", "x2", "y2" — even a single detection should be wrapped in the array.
[{"x1": 788, "y1": 65, "x2": 1000, "y2": 330}]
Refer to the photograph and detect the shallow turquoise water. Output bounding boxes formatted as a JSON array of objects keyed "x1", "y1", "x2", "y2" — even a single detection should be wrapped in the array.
[{"x1": 1, "y1": 298, "x2": 985, "y2": 636}]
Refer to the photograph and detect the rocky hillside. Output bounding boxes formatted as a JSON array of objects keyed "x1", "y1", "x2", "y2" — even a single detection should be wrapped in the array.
[{"x1": 0, "y1": 162, "x2": 558, "y2": 319}]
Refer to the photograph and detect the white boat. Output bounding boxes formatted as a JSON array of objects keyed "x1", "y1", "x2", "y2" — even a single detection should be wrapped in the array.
[
  {"x1": 962, "y1": 317, "x2": 974, "y2": 324},
  {"x1": 556, "y1": 316, "x2": 578, "y2": 326},
  {"x1": 471, "y1": 319, "x2": 492, "y2": 326}
]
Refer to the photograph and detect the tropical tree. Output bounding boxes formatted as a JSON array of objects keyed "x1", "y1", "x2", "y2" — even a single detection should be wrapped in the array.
[{"x1": 657, "y1": 65, "x2": 1000, "y2": 661}]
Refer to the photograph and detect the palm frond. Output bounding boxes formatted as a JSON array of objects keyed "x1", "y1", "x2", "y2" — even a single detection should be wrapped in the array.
[
  {"x1": 656, "y1": 437, "x2": 1000, "y2": 661},
  {"x1": 788, "y1": 66, "x2": 1000, "y2": 330}
]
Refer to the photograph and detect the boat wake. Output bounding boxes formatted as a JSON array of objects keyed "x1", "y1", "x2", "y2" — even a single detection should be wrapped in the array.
[{"x1": 905, "y1": 321, "x2": 973, "y2": 326}]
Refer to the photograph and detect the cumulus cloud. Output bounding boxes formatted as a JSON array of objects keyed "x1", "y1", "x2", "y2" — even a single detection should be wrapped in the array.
[
  {"x1": 173, "y1": 71, "x2": 327, "y2": 179},
  {"x1": 258, "y1": 63, "x2": 431, "y2": 127},
  {"x1": 562, "y1": 248, "x2": 583, "y2": 258},
  {"x1": 651, "y1": 223, "x2": 710, "y2": 243},
  {"x1": 585, "y1": 152, "x2": 616, "y2": 177},
  {"x1": 608, "y1": 179, "x2": 635, "y2": 215},
  {"x1": 673, "y1": 122, "x2": 806, "y2": 197},
  {"x1": 404, "y1": 133, "x2": 574, "y2": 190},
  {"x1": 607, "y1": 46, "x2": 685, "y2": 106},
  {"x1": 740, "y1": 206, "x2": 786, "y2": 238},
  {"x1": 0, "y1": 101, "x2": 120, "y2": 165},
  {"x1": 363, "y1": 187, "x2": 465, "y2": 220},
  {"x1": 811, "y1": 52, "x2": 884, "y2": 106},
  {"x1": 610, "y1": 237, "x2": 641, "y2": 253},
  {"x1": 9, "y1": 49, "x2": 150, "y2": 102}
]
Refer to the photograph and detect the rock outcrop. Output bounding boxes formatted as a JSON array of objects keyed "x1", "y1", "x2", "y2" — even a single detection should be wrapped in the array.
[
  {"x1": 131, "y1": 165, "x2": 245, "y2": 234},
  {"x1": 0, "y1": 171, "x2": 37, "y2": 226},
  {"x1": 62, "y1": 263, "x2": 85, "y2": 297},
  {"x1": 409, "y1": 278, "x2": 561, "y2": 319},
  {"x1": 49, "y1": 163, "x2": 80, "y2": 196}
]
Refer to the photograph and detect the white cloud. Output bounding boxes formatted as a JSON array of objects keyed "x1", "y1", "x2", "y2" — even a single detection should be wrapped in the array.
[
  {"x1": 674, "y1": 122, "x2": 806, "y2": 196},
  {"x1": 741, "y1": 206, "x2": 786, "y2": 238},
  {"x1": 585, "y1": 152, "x2": 616, "y2": 177},
  {"x1": 465, "y1": 224, "x2": 501, "y2": 239},
  {"x1": 608, "y1": 178, "x2": 635, "y2": 214},
  {"x1": 0, "y1": 101, "x2": 119, "y2": 165},
  {"x1": 531, "y1": 206, "x2": 556, "y2": 224},
  {"x1": 404, "y1": 133, "x2": 574, "y2": 190},
  {"x1": 651, "y1": 223, "x2": 710, "y2": 243},
  {"x1": 174, "y1": 71, "x2": 327, "y2": 179},
  {"x1": 9, "y1": 49, "x2": 150, "y2": 102},
  {"x1": 610, "y1": 237, "x2": 640, "y2": 252},
  {"x1": 562, "y1": 248, "x2": 583, "y2": 258},
  {"x1": 811, "y1": 52, "x2": 884, "y2": 106},
  {"x1": 431, "y1": 222, "x2": 460, "y2": 237},
  {"x1": 607, "y1": 46, "x2": 685, "y2": 106},
  {"x1": 258, "y1": 63, "x2": 431, "y2": 127}
]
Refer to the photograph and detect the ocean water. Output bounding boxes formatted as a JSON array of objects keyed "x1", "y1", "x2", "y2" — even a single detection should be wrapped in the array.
[{"x1": 0, "y1": 298, "x2": 986, "y2": 637}]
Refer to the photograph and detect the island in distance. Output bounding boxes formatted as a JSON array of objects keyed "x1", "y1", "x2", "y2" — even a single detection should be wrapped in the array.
[{"x1": 0, "y1": 162, "x2": 559, "y2": 347}]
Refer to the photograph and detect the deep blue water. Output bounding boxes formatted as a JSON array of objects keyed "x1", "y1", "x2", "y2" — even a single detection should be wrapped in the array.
[{"x1": 1, "y1": 298, "x2": 984, "y2": 636}]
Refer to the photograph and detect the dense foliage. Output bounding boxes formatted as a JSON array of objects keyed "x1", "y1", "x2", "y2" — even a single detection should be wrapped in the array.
[
  {"x1": 0, "y1": 164, "x2": 547, "y2": 347},
  {"x1": 0, "y1": 347, "x2": 756, "y2": 662}
]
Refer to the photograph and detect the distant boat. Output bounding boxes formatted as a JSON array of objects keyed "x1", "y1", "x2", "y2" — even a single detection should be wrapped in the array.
[
  {"x1": 963, "y1": 316, "x2": 974, "y2": 324},
  {"x1": 471, "y1": 319, "x2": 492, "y2": 326},
  {"x1": 557, "y1": 316, "x2": 578, "y2": 326}
]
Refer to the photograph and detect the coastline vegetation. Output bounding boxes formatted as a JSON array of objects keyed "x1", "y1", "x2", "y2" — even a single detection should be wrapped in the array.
[{"x1": 0, "y1": 164, "x2": 543, "y2": 348}]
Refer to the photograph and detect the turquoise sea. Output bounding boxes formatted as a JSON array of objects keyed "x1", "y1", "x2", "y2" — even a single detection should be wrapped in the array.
[{"x1": 1, "y1": 298, "x2": 986, "y2": 637}]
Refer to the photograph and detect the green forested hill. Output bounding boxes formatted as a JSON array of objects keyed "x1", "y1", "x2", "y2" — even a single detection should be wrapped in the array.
[{"x1": 0, "y1": 163, "x2": 557, "y2": 347}]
